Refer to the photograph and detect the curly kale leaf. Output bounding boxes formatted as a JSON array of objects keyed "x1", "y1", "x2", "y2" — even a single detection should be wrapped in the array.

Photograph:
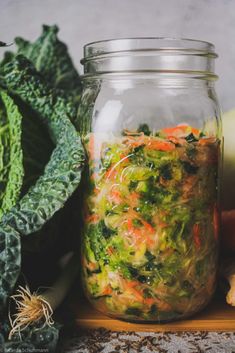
[
  {"x1": 1, "y1": 25, "x2": 82, "y2": 127},
  {"x1": 0, "y1": 55, "x2": 85, "y2": 234},
  {"x1": 12, "y1": 25, "x2": 82, "y2": 106},
  {"x1": 14, "y1": 96, "x2": 54, "y2": 196},
  {"x1": 0, "y1": 55, "x2": 85, "y2": 310},
  {"x1": 0, "y1": 90, "x2": 23, "y2": 220},
  {"x1": 0, "y1": 223, "x2": 21, "y2": 310}
]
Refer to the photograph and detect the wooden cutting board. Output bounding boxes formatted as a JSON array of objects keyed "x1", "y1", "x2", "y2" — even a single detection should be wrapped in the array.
[{"x1": 71, "y1": 294, "x2": 235, "y2": 332}]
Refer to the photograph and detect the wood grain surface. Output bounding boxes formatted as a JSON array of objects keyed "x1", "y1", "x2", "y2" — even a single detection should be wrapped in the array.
[{"x1": 71, "y1": 294, "x2": 235, "y2": 332}]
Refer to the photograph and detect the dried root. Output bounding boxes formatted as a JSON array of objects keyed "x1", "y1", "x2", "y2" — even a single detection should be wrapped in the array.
[{"x1": 9, "y1": 285, "x2": 54, "y2": 339}]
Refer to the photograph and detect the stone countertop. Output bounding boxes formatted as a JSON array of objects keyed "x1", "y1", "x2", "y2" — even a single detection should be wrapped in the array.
[
  {"x1": 56, "y1": 292, "x2": 235, "y2": 352},
  {"x1": 59, "y1": 329, "x2": 235, "y2": 353}
]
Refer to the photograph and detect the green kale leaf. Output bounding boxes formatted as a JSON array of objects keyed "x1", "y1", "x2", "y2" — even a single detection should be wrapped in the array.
[
  {"x1": 0, "y1": 55, "x2": 85, "y2": 310},
  {"x1": 4, "y1": 25, "x2": 82, "y2": 108},
  {"x1": 0, "y1": 54, "x2": 85, "y2": 234},
  {"x1": 0, "y1": 90, "x2": 23, "y2": 220}
]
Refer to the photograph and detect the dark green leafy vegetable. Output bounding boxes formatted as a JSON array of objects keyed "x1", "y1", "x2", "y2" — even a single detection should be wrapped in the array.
[
  {"x1": 0, "y1": 90, "x2": 23, "y2": 220},
  {"x1": 137, "y1": 123, "x2": 151, "y2": 136},
  {"x1": 1, "y1": 25, "x2": 81, "y2": 192},
  {"x1": 4, "y1": 341, "x2": 36, "y2": 352},
  {"x1": 0, "y1": 26, "x2": 84, "y2": 350},
  {"x1": 16, "y1": 96, "x2": 54, "y2": 195},
  {"x1": 0, "y1": 55, "x2": 85, "y2": 310},
  {"x1": 5, "y1": 321, "x2": 60, "y2": 352},
  {"x1": 0, "y1": 55, "x2": 85, "y2": 234},
  {"x1": 0, "y1": 224, "x2": 20, "y2": 310},
  {"x1": 185, "y1": 133, "x2": 198, "y2": 143},
  {"x1": 3, "y1": 25, "x2": 82, "y2": 108}
]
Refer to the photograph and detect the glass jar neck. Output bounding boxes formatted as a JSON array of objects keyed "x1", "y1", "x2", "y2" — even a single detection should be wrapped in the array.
[{"x1": 81, "y1": 38, "x2": 218, "y2": 81}]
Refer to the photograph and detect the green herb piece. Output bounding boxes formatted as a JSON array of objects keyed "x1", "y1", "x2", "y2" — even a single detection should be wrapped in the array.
[
  {"x1": 137, "y1": 123, "x2": 151, "y2": 136},
  {"x1": 132, "y1": 219, "x2": 142, "y2": 227},
  {"x1": 160, "y1": 163, "x2": 172, "y2": 180},
  {"x1": 129, "y1": 180, "x2": 138, "y2": 191},
  {"x1": 99, "y1": 220, "x2": 116, "y2": 239},
  {"x1": 185, "y1": 133, "x2": 198, "y2": 143},
  {"x1": 126, "y1": 265, "x2": 139, "y2": 278}
]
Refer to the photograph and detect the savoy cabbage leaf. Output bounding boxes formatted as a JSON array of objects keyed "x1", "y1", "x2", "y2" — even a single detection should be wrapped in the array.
[
  {"x1": 0, "y1": 55, "x2": 85, "y2": 310},
  {"x1": 1, "y1": 25, "x2": 82, "y2": 195},
  {"x1": 0, "y1": 90, "x2": 23, "y2": 220},
  {"x1": 14, "y1": 25, "x2": 82, "y2": 107},
  {"x1": 14, "y1": 95, "x2": 54, "y2": 196}
]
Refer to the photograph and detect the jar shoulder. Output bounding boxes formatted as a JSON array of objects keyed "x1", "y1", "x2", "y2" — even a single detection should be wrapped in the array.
[{"x1": 78, "y1": 82, "x2": 221, "y2": 138}]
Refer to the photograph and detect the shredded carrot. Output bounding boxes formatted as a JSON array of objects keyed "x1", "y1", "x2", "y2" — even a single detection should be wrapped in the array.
[
  {"x1": 127, "y1": 218, "x2": 147, "y2": 240},
  {"x1": 162, "y1": 124, "x2": 200, "y2": 139},
  {"x1": 120, "y1": 153, "x2": 129, "y2": 162},
  {"x1": 123, "y1": 134, "x2": 147, "y2": 148},
  {"x1": 129, "y1": 288, "x2": 144, "y2": 301},
  {"x1": 129, "y1": 192, "x2": 140, "y2": 207},
  {"x1": 129, "y1": 192, "x2": 139, "y2": 202},
  {"x1": 110, "y1": 188, "x2": 122, "y2": 204},
  {"x1": 107, "y1": 246, "x2": 115, "y2": 256},
  {"x1": 125, "y1": 280, "x2": 140, "y2": 288},
  {"x1": 162, "y1": 125, "x2": 189, "y2": 137},
  {"x1": 86, "y1": 213, "x2": 99, "y2": 223},
  {"x1": 105, "y1": 166, "x2": 118, "y2": 180},
  {"x1": 144, "y1": 298, "x2": 156, "y2": 306},
  {"x1": 145, "y1": 139, "x2": 175, "y2": 151},
  {"x1": 198, "y1": 137, "x2": 216, "y2": 145},
  {"x1": 191, "y1": 127, "x2": 200, "y2": 136},
  {"x1": 102, "y1": 286, "x2": 112, "y2": 295},
  {"x1": 94, "y1": 187, "x2": 100, "y2": 195},
  {"x1": 87, "y1": 262, "x2": 98, "y2": 271},
  {"x1": 145, "y1": 237, "x2": 155, "y2": 247},
  {"x1": 141, "y1": 219, "x2": 155, "y2": 234},
  {"x1": 127, "y1": 219, "x2": 133, "y2": 233},
  {"x1": 159, "y1": 221, "x2": 168, "y2": 228},
  {"x1": 168, "y1": 136, "x2": 187, "y2": 145},
  {"x1": 124, "y1": 281, "x2": 143, "y2": 301}
]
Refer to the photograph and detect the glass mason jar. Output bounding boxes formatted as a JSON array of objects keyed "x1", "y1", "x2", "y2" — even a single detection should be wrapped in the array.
[{"x1": 78, "y1": 38, "x2": 222, "y2": 322}]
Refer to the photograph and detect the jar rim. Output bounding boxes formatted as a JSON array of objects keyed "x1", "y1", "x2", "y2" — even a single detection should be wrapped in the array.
[
  {"x1": 82, "y1": 37, "x2": 217, "y2": 63},
  {"x1": 81, "y1": 37, "x2": 218, "y2": 78}
]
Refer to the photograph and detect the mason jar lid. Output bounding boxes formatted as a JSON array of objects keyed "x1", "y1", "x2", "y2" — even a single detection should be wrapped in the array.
[{"x1": 81, "y1": 37, "x2": 218, "y2": 78}]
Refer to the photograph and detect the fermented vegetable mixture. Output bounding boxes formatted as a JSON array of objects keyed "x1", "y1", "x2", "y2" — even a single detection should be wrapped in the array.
[{"x1": 82, "y1": 124, "x2": 219, "y2": 322}]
